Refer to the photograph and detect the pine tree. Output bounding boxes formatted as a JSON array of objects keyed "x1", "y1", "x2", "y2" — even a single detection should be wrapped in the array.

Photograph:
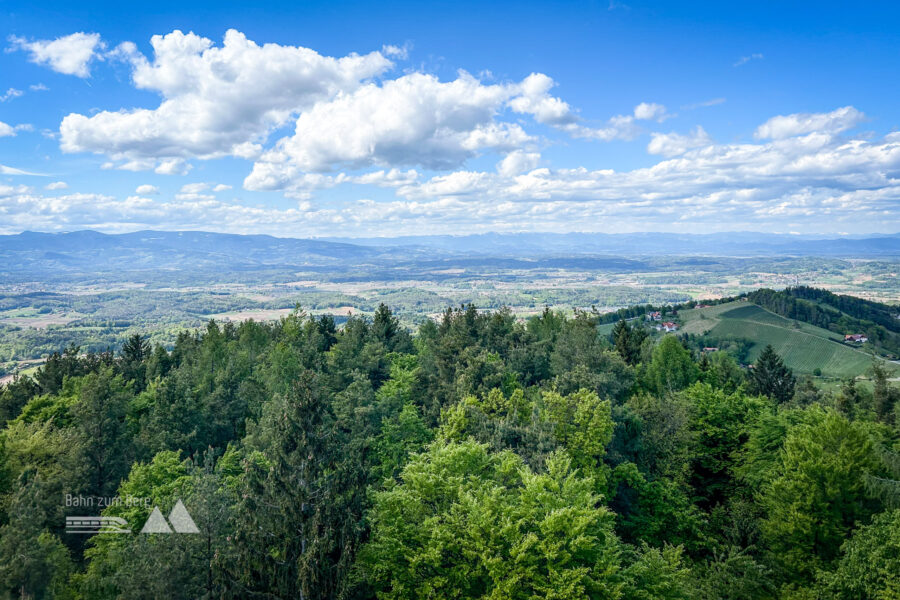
[
  {"x1": 372, "y1": 303, "x2": 413, "y2": 353},
  {"x1": 747, "y1": 345, "x2": 795, "y2": 403},
  {"x1": 316, "y1": 314, "x2": 338, "y2": 351},
  {"x1": 865, "y1": 445, "x2": 900, "y2": 509}
]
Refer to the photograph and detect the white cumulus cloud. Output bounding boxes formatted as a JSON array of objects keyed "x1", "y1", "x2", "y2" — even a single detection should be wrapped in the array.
[
  {"x1": 507, "y1": 73, "x2": 578, "y2": 125},
  {"x1": 155, "y1": 159, "x2": 191, "y2": 175},
  {"x1": 3, "y1": 107, "x2": 900, "y2": 237},
  {"x1": 633, "y1": 102, "x2": 670, "y2": 122},
  {"x1": 245, "y1": 71, "x2": 544, "y2": 188},
  {"x1": 567, "y1": 102, "x2": 670, "y2": 141},
  {"x1": 59, "y1": 29, "x2": 393, "y2": 169},
  {"x1": 245, "y1": 70, "x2": 618, "y2": 192},
  {"x1": 10, "y1": 32, "x2": 104, "y2": 77},
  {"x1": 45, "y1": 181, "x2": 68, "y2": 190}
]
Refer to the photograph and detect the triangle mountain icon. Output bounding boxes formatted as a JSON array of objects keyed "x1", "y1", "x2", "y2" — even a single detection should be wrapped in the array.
[
  {"x1": 168, "y1": 499, "x2": 200, "y2": 534},
  {"x1": 140, "y1": 507, "x2": 173, "y2": 533}
]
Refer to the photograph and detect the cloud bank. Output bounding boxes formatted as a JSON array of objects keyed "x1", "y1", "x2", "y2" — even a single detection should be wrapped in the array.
[{"x1": 3, "y1": 28, "x2": 895, "y2": 236}]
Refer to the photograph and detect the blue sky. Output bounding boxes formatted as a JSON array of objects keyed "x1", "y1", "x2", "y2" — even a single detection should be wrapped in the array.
[{"x1": 1, "y1": 0, "x2": 899, "y2": 236}]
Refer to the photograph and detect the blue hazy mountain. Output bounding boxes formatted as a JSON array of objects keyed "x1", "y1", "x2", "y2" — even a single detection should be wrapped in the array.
[
  {"x1": 1, "y1": 230, "x2": 897, "y2": 281},
  {"x1": 321, "y1": 231, "x2": 900, "y2": 257}
]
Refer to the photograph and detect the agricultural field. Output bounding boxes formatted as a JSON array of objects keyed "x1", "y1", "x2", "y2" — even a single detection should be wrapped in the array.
[{"x1": 679, "y1": 301, "x2": 895, "y2": 378}]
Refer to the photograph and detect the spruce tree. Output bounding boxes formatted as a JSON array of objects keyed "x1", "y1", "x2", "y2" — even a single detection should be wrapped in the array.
[
  {"x1": 71, "y1": 368, "x2": 133, "y2": 498},
  {"x1": 747, "y1": 345, "x2": 795, "y2": 403},
  {"x1": 613, "y1": 319, "x2": 646, "y2": 366},
  {"x1": 230, "y1": 371, "x2": 338, "y2": 598},
  {"x1": 121, "y1": 333, "x2": 151, "y2": 363},
  {"x1": 871, "y1": 361, "x2": 900, "y2": 423}
]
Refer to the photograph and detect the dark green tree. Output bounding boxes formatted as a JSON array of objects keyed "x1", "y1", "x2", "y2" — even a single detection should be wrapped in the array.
[
  {"x1": 0, "y1": 478, "x2": 74, "y2": 600},
  {"x1": 119, "y1": 333, "x2": 151, "y2": 391},
  {"x1": 871, "y1": 360, "x2": 900, "y2": 423},
  {"x1": 121, "y1": 333, "x2": 151, "y2": 363},
  {"x1": 613, "y1": 319, "x2": 647, "y2": 366},
  {"x1": 373, "y1": 303, "x2": 414, "y2": 353},
  {"x1": 0, "y1": 374, "x2": 39, "y2": 424},
  {"x1": 230, "y1": 371, "x2": 366, "y2": 598},
  {"x1": 71, "y1": 368, "x2": 133, "y2": 498},
  {"x1": 747, "y1": 345, "x2": 795, "y2": 403}
]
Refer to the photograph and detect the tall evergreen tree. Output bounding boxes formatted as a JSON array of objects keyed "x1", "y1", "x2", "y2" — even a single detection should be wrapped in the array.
[
  {"x1": 71, "y1": 368, "x2": 133, "y2": 498},
  {"x1": 230, "y1": 371, "x2": 342, "y2": 598},
  {"x1": 120, "y1": 333, "x2": 151, "y2": 391},
  {"x1": 871, "y1": 361, "x2": 900, "y2": 423},
  {"x1": 613, "y1": 319, "x2": 647, "y2": 366},
  {"x1": 316, "y1": 314, "x2": 338, "y2": 351},
  {"x1": 121, "y1": 333, "x2": 151, "y2": 363},
  {"x1": 372, "y1": 303, "x2": 413, "y2": 353},
  {"x1": 747, "y1": 345, "x2": 795, "y2": 403}
]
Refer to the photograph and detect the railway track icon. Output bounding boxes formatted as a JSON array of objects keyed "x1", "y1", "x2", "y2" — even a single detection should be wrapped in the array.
[{"x1": 65, "y1": 516, "x2": 131, "y2": 534}]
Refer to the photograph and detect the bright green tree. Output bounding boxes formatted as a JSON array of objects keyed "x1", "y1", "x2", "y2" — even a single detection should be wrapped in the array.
[
  {"x1": 759, "y1": 409, "x2": 884, "y2": 581},
  {"x1": 541, "y1": 388, "x2": 615, "y2": 484},
  {"x1": 816, "y1": 509, "x2": 900, "y2": 599},
  {"x1": 643, "y1": 336, "x2": 699, "y2": 395},
  {"x1": 682, "y1": 383, "x2": 771, "y2": 506}
]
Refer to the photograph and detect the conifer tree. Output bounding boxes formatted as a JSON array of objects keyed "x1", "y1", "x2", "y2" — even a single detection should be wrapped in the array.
[
  {"x1": 747, "y1": 345, "x2": 795, "y2": 403},
  {"x1": 613, "y1": 319, "x2": 647, "y2": 366},
  {"x1": 871, "y1": 361, "x2": 900, "y2": 423},
  {"x1": 230, "y1": 371, "x2": 342, "y2": 598}
]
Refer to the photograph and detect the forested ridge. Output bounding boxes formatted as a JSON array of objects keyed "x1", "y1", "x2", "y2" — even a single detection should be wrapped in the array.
[{"x1": 1, "y1": 303, "x2": 899, "y2": 599}]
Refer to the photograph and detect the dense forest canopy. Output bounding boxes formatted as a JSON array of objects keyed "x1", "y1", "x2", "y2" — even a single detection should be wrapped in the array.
[{"x1": 0, "y1": 300, "x2": 899, "y2": 599}]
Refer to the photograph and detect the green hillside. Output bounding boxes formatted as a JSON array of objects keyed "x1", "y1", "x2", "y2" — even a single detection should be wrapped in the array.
[{"x1": 678, "y1": 301, "x2": 895, "y2": 378}]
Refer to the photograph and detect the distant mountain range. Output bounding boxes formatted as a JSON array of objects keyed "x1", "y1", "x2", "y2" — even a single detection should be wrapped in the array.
[
  {"x1": 0, "y1": 230, "x2": 897, "y2": 283},
  {"x1": 0, "y1": 230, "x2": 410, "y2": 275},
  {"x1": 322, "y1": 231, "x2": 900, "y2": 257}
]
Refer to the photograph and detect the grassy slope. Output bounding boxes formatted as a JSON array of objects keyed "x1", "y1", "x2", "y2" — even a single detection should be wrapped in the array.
[{"x1": 678, "y1": 301, "x2": 895, "y2": 377}]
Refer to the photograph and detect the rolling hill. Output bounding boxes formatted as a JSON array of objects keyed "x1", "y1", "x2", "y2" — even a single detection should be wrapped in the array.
[{"x1": 678, "y1": 300, "x2": 895, "y2": 378}]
